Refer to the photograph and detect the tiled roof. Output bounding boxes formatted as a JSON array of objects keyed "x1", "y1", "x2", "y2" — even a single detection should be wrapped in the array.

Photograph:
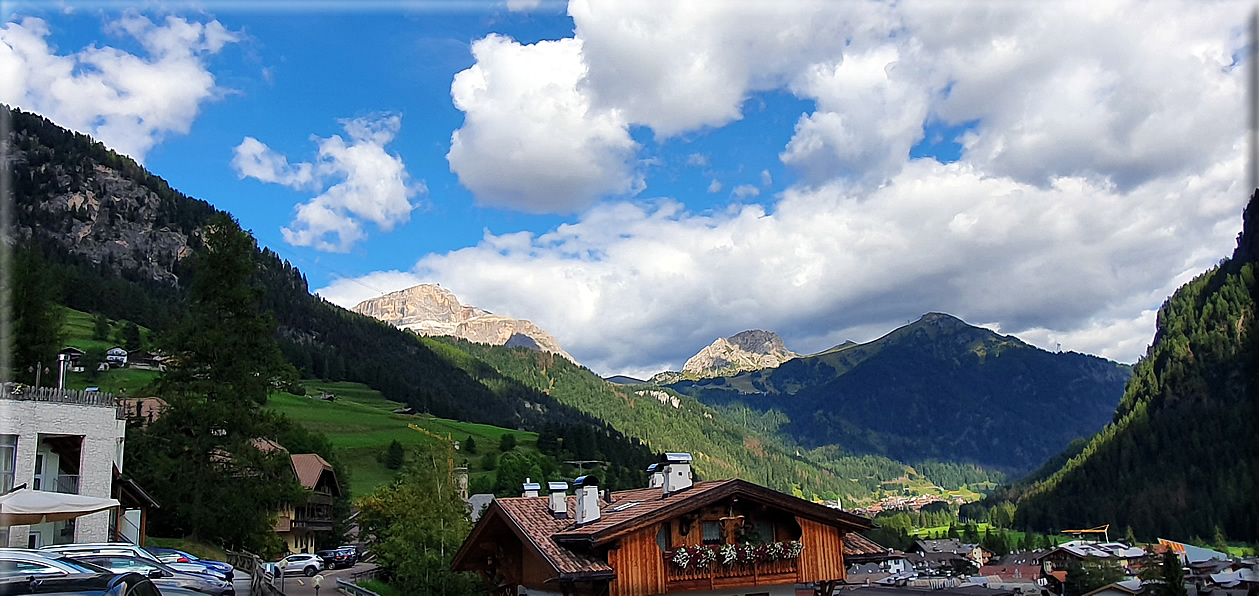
[
  {"x1": 494, "y1": 496, "x2": 615, "y2": 579},
  {"x1": 291, "y1": 453, "x2": 334, "y2": 491},
  {"x1": 845, "y1": 532, "x2": 890, "y2": 556}
]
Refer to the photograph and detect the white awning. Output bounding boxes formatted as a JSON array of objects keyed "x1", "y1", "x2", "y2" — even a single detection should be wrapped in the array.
[{"x1": 0, "y1": 488, "x2": 120, "y2": 525}]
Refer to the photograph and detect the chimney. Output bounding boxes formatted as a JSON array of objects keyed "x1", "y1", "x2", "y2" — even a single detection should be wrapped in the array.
[
  {"x1": 662, "y1": 453, "x2": 693, "y2": 496},
  {"x1": 547, "y1": 481, "x2": 569, "y2": 518},
  {"x1": 522, "y1": 478, "x2": 540, "y2": 498},
  {"x1": 56, "y1": 353, "x2": 70, "y2": 390},
  {"x1": 647, "y1": 463, "x2": 665, "y2": 488},
  {"x1": 574, "y1": 475, "x2": 601, "y2": 524}
]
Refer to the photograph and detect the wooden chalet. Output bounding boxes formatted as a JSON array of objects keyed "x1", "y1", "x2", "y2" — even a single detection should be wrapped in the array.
[{"x1": 451, "y1": 454, "x2": 872, "y2": 596}]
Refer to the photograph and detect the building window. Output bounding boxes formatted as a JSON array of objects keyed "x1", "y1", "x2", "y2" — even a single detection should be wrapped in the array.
[
  {"x1": 702, "y1": 521, "x2": 722, "y2": 545},
  {"x1": 0, "y1": 435, "x2": 14, "y2": 493}
]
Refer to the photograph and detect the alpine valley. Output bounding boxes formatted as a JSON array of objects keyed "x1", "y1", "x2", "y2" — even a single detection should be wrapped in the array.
[{"x1": 15, "y1": 104, "x2": 1235, "y2": 533}]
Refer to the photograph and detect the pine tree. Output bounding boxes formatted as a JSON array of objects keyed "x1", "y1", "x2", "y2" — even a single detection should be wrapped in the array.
[
  {"x1": 9, "y1": 247, "x2": 65, "y2": 385},
  {"x1": 92, "y1": 313, "x2": 110, "y2": 340},
  {"x1": 122, "y1": 321, "x2": 143, "y2": 351},
  {"x1": 499, "y1": 433, "x2": 517, "y2": 452},
  {"x1": 1157, "y1": 551, "x2": 1188, "y2": 596},
  {"x1": 385, "y1": 440, "x2": 404, "y2": 470},
  {"x1": 463, "y1": 436, "x2": 477, "y2": 455},
  {"x1": 127, "y1": 213, "x2": 303, "y2": 550}
]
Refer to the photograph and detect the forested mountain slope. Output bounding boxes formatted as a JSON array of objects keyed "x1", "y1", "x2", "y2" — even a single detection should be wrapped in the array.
[
  {"x1": 1015, "y1": 192, "x2": 1258, "y2": 541},
  {"x1": 667, "y1": 313, "x2": 1130, "y2": 474}
]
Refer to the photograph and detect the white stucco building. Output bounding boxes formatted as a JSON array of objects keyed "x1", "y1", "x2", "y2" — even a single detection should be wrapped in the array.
[{"x1": 0, "y1": 386, "x2": 129, "y2": 547}]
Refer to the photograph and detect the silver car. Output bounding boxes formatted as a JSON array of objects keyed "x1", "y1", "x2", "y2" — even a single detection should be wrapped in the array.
[
  {"x1": 0, "y1": 548, "x2": 107, "y2": 579},
  {"x1": 40, "y1": 543, "x2": 227, "y2": 581}
]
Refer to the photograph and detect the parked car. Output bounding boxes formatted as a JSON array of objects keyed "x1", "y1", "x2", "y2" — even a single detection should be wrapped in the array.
[
  {"x1": 40, "y1": 544, "x2": 226, "y2": 581},
  {"x1": 0, "y1": 548, "x2": 109, "y2": 579},
  {"x1": 66, "y1": 554, "x2": 233, "y2": 596},
  {"x1": 275, "y1": 553, "x2": 324, "y2": 577},
  {"x1": 315, "y1": 547, "x2": 356, "y2": 569},
  {"x1": 0, "y1": 572, "x2": 161, "y2": 596},
  {"x1": 144, "y1": 548, "x2": 234, "y2": 581}
]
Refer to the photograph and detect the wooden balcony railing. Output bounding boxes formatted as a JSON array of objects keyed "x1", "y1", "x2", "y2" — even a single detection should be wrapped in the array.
[{"x1": 663, "y1": 552, "x2": 798, "y2": 587}]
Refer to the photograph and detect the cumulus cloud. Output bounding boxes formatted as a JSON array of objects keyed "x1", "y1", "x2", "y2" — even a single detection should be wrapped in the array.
[
  {"x1": 316, "y1": 270, "x2": 426, "y2": 309},
  {"x1": 342, "y1": 0, "x2": 1248, "y2": 375},
  {"x1": 506, "y1": 0, "x2": 542, "y2": 12},
  {"x1": 233, "y1": 114, "x2": 422, "y2": 252},
  {"x1": 730, "y1": 184, "x2": 760, "y2": 200},
  {"x1": 707, "y1": 179, "x2": 722, "y2": 194},
  {"x1": 0, "y1": 13, "x2": 239, "y2": 162},
  {"x1": 761, "y1": 170, "x2": 773, "y2": 187},
  {"x1": 322, "y1": 150, "x2": 1243, "y2": 375},
  {"x1": 447, "y1": 34, "x2": 638, "y2": 213}
]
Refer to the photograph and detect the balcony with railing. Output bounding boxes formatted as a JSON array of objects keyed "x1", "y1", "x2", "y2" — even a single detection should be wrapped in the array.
[
  {"x1": 52, "y1": 474, "x2": 79, "y2": 494},
  {"x1": 662, "y1": 550, "x2": 798, "y2": 591}
]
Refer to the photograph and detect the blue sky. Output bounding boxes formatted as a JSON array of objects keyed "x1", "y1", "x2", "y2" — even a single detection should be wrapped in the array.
[{"x1": 2, "y1": 1, "x2": 1251, "y2": 377}]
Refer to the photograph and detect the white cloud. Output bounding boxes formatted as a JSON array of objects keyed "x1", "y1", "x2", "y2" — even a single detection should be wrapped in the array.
[
  {"x1": 686, "y1": 153, "x2": 710, "y2": 167},
  {"x1": 447, "y1": 34, "x2": 639, "y2": 213},
  {"x1": 730, "y1": 184, "x2": 760, "y2": 200},
  {"x1": 322, "y1": 150, "x2": 1244, "y2": 376},
  {"x1": 231, "y1": 137, "x2": 315, "y2": 189},
  {"x1": 761, "y1": 169, "x2": 773, "y2": 187},
  {"x1": 0, "y1": 13, "x2": 239, "y2": 162},
  {"x1": 233, "y1": 114, "x2": 422, "y2": 253},
  {"x1": 506, "y1": 0, "x2": 542, "y2": 12},
  {"x1": 316, "y1": 270, "x2": 426, "y2": 309},
  {"x1": 329, "y1": 0, "x2": 1249, "y2": 376}
]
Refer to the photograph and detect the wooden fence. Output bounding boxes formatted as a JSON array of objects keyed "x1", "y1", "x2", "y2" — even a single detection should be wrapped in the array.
[{"x1": 225, "y1": 549, "x2": 284, "y2": 596}]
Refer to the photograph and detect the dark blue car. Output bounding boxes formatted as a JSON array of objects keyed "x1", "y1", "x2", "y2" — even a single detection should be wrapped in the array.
[{"x1": 145, "y1": 548, "x2": 235, "y2": 581}]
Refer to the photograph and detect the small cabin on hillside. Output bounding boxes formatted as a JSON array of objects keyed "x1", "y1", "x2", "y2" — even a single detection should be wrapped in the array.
[{"x1": 451, "y1": 453, "x2": 873, "y2": 596}]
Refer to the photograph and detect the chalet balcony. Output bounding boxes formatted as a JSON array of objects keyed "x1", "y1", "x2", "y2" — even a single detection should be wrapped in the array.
[{"x1": 662, "y1": 552, "x2": 798, "y2": 591}]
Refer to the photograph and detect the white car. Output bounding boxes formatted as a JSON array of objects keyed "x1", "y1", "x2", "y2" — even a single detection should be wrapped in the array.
[{"x1": 276, "y1": 553, "x2": 324, "y2": 577}]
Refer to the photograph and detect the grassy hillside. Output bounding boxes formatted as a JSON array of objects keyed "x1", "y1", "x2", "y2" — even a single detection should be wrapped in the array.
[{"x1": 266, "y1": 380, "x2": 537, "y2": 498}]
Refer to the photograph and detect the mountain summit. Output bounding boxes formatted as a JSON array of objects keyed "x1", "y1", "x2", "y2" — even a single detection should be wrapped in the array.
[
  {"x1": 682, "y1": 329, "x2": 798, "y2": 376},
  {"x1": 352, "y1": 284, "x2": 576, "y2": 363}
]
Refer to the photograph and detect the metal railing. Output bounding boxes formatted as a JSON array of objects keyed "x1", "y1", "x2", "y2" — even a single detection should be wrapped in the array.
[
  {"x1": 0, "y1": 386, "x2": 125, "y2": 419},
  {"x1": 336, "y1": 578, "x2": 381, "y2": 596},
  {"x1": 226, "y1": 549, "x2": 284, "y2": 596},
  {"x1": 52, "y1": 475, "x2": 79, "y2": 494}
]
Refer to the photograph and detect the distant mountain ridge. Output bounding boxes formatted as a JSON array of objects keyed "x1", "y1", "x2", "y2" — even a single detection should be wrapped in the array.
[
  {"x1": 352, "y1": 284, "x2": 576, "y2": 363},
  {"x1": 666, "y1": 312, "x2": 1131, "y2": 474}
]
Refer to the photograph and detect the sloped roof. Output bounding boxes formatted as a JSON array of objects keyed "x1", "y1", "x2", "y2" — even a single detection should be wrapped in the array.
[
  {"x1": 453, "y1": 478, "x2": 873, "y2": 582},
  {"x1": 291, "y1": 453, "x2": 337, "y2": 493},
  {"x1": 845, "y1": 532, "x2": 891, "y2": 557},
  {"x1": 550, "y1": 479, "x2": 871, "y2": 547}
]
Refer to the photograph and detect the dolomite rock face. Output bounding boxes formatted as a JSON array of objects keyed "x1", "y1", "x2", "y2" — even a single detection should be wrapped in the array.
[
  {"x1": 352, "y1": 284, "x2": 576, "y2": 364},
  {"x1": 681, "y1": 330, "x2": 798, "y2": 376}
]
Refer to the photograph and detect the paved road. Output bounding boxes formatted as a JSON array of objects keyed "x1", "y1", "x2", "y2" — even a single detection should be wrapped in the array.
[{"x1": 232, "y1": 561, "x2": 377, "y2": 595}]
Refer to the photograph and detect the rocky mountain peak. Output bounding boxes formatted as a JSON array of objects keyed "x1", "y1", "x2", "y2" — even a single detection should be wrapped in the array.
[
  {"x1": 352, "y1": 284, "x2": 576, "y2": 364},
  {"x1": 679, "y1": 330, "x2": 798, "y2": 377}
]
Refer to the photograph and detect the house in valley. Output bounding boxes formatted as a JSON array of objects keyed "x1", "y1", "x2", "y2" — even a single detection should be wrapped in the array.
[
  {"x1": 450, "y1": 453, "x2": 873, "y2": 596},
  {"x1": 104, "y1": 347, "x2": 128, "y2": 368}
]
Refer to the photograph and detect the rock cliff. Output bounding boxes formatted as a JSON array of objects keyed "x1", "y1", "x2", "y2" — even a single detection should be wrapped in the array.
[
  {"x1": 352, "y1": 284, "x2": 576, "y2": 364},
  {"x1": 682, "y1": 329, "x2": 798, "y2": 375}
]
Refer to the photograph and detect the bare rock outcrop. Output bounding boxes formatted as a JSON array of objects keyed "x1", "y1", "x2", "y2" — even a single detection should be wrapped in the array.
[
  {"x1": 352, "y1": 284, "x2": 576, "y2": 364},
  {"x1": 681, "y1": 330, "x2": 798, "y2": 376}
]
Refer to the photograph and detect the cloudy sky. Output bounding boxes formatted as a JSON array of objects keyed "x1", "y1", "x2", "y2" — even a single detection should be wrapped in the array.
[{"x1": 3, "y1": 1, "x2": 1251, "y2": 378}]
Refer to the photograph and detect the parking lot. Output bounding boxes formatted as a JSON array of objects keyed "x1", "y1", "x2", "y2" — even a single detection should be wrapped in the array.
[{"x1": 232, "y1": 561, "x2": 377, "y2": 595}]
